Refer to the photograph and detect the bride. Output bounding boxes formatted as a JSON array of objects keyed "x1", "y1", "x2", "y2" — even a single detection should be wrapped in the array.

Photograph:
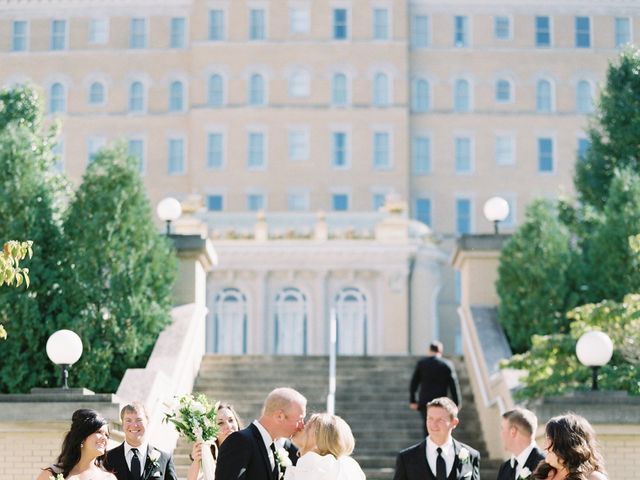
[{"x1": 284, "y1": 413, "x2": 365, "y2": 480}]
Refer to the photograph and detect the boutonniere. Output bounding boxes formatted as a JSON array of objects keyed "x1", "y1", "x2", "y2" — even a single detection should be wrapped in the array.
[
  {"x1": 519, "y1": 467, "x2": 532, "y2": 479},
  {"x1": 148, "y1": 448, "x2": 161, "y2": 466},
  {"x1": 49, "y1": 475, "x2": 64, "y2": 480},
  {"x1": 458, "y1": 447, "x2": 470, "y2": 463},
  {"x1": 274, "y1": 446, "x2": 292, "y2": 478},
  {"x1": 141, "y1": 449, "x2": 162, "y2": 480}
]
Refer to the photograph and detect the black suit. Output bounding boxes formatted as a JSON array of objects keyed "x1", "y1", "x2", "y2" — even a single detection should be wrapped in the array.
[
  {"x1": 104, "y1": 443, "x2": 177, "y2": 480},
  {"x1": 410, "y1": 355, "x2": 461, "y2": 435},
  {"x1": 393, "y1": 438, "x2": 480, "y2": 480},
  {"x1": 215, "y1": 423, "x2": 277, "y2": 480},
  {"x1": 496, "y1": 447, "x2": 545, "y2": 480}
]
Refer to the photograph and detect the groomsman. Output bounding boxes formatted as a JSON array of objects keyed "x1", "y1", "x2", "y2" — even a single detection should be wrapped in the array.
[
  {"x1": 497, "y1": 408, "x2": 545, "y2": 480},
  {"x1": 216, "y1": 387, "x2": 307, "y2": 480},
  {"x1": 409, "y1": 341, "x2": 461, "y2": 436},
  {"x1": 393, "y1": 397, "x2": 480, "y2": 480},
  {"x1": 105, "y1": 402, "x2": 177, "y2": 480}
]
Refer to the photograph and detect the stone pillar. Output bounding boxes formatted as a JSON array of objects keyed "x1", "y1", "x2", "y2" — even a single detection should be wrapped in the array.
[{"x1": 170, "y1": 234, "x2": 217, "y2": 308}]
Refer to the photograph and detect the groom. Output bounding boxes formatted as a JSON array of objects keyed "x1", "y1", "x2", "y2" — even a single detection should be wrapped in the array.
[
  {"x1": 105, "y1": 402, "x2": 177, "y2": 480},
  {"x1": 216, "y1": 387, "x2": 307, "y2": 480},
  {"x1": 393, "y1": 397, "x2": 480, "y2": 480}
]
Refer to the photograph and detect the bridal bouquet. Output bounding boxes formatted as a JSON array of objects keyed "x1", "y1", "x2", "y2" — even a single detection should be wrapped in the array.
[{"x1": 163, "y1": 394, "x2": 220, "y2": 480}]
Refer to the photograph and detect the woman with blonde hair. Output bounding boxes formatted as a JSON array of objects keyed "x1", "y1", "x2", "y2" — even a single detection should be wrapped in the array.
[{"x1": 284, "y1": 413, "x2": 365, "y2": 480}]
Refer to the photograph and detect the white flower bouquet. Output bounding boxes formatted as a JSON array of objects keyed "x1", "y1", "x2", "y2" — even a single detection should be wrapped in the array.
[{"x1": 163, "y1": 394, "x2": 220, "y2": 480}]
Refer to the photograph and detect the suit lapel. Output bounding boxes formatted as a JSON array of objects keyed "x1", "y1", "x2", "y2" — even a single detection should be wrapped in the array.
[
  {"x1": 111, "y1": 443, "x2": 134, "y2": 480},
  {"x1": 409, "y1": 441, "x2": 435, "y2": 480},
  {"x1": 249, "y1": 423, "x2": 274, "y2": 479}
]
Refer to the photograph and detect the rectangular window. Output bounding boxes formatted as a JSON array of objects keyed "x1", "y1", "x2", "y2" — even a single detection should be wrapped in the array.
[
  {"x1": 333, "y1": 9, "x2": 348, "y2": 40},
  {"x1": 495, "y1": 135, "x2": 515, "y2": 166},
  {"x1": 454, "y1": 15, "x2": 468, "y2": 47},
  {"x1": 89, "y1": 18, "x2": 108, "y2": 44},
  {"x1": 249, "y1": 9, "x2": 266, "y2": 40},
  {"x1": 247, "y1": 132, "x2": 265, "y2": 168},
  {"x1": 332, "y1": 132, "x2": 348, "y2": 167},
  {"x1": 209, "y1": 10, "x2": 225, "y2": 40},
  {"x1": 373, "y1": 193, "x2": 386, "y2": 211},
  {"x1": 289, "y1": 7, "x2": 310, "y2": 34},
  {"x1": 454, "y1": 137, "x2": 472, "y2": 173},
  {"x1": 494, "y1": 16, "x2": 510, "y2": 40},
  {"x1": 130, "y1": 18, "x2": 147, "y2": 49},
  {"x1": 577, "y1": 138, "x2": 591, "y2": 161},
  {"x1": 288, "y1": 130, "x2": 309, "y2": 161},
  {"x1": 575, "y1": 16, "x2": 590, "y2": 48},
  {"x1": 207, "y1": 133, "x2": 224, "y2": 169},
  {"x1": 87, "y1": 137, "x2": 106, "y2": 164},
  {"x1": 288, "y1": 191, "x2": 309, "y2": 211},
  {"x1": 128, "y1": 139, "x2": 144, "y2": 173},
  {"x1": 50, "y1": 20, "x2": 66, "y2": 50},
  {"x1": 416, "y1": 198, "x2": 432, "y2": 227},
  {"x1": 168, "y1": 138, "x2": 185, "y2": 174},
  {"x1": 247, "y1": 193, "x2": 265, "y2": 211},
  {"x1": 535, "y1": 16, "x2": 550, "y2": 47},
  {"x1": 332, "y1": 193, "x2": 349, "y2": 211},
  {"x1": 170, "y1": 17, "x2": 186, "y2": 48},
  {"x1": 615, "y1": 17, "x2": 631, "y2": 47},
  {"x1": 11, "y1": 20, "x2": 27, "y2": 52},
  {"x1": 206, "y1": 194, "x2": 223, "y2": 211},
  {"x1": 373, "y1": 132, "x2": 390, "y2": 169},
  {"x1": 412, "y1": 15, "x2": 429, "y2": 48},
  {"x1": 455, "y1": 198, "x2": 472, "y2": 234},
  {"x1": 373, "y1": 8, "x2": 389, "y2": 40},
  {"x1": 413, "y1": 136, "x2": 431, "y2": 174},
  {"x1": 538, "y1": 137, "x2": 554, "y2": 172}
]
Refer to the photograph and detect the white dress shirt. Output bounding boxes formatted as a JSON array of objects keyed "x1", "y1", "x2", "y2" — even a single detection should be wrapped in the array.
[
  {"x1": 425, "y1": 437, "x2": 455, "y2": 477},
  {"x1": 513, "y1": 442, "x2": 537, "y2": 479},
  {"x1": 253, "y1": 420, "x2": 276, "y2": 470},
  {"x1": 124, "y1": 442, "x2": 148, "y2": 471}
]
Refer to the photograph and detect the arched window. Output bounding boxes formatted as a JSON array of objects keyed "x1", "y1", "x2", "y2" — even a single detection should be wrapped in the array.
[
  {"x1": 332, "y1": 73, "x2": 348, "y2": 106},
  {"x1": 213, "y1": 288, "x2": 247, "y2": 354},
  {"x1": 576, "y1": 80, "x2": 593, "y2": 113},
  {"x1": 88, "y1": 82, "x2": 105, "y2": 105},
  {"x1": 274, "y1": 287, "x2": 307, "y2": 354},
  {"x1": 169, "y1": 80, "x2": 184, "y2": 112},
  {"x1": 128, "y1": 81, "x2": 144, "y2": 112},
  {"x1": 208, "y1": 74, "x2": 224, "y2": 107},
  {"x1": 373, "y1": 72, "x2": 389, "y2": 107},
  {"x1": 289, "y1": 70, "x2": 310, "y2": 97},
  {"x1": 495, "y1": 79, "x2": 511, "y2": 103},
  {"x1": 454, "y1": 79, "x2": 470, "y2": 112},
  {"x1": 412, "y1": 78, "x2": 430, "y2": 112},
  {"x1": 536, "y1": 79, "x2": 553, "y2": 113},
  {"x1": 49, "y1": 83, "x2": 65, "y2": 114},
  {"x1": 248, "y1": 73, "x2": 265, "y2": 106},
  {"x1": 335, "y1": 287, "x2": 367, "y2": 355}
]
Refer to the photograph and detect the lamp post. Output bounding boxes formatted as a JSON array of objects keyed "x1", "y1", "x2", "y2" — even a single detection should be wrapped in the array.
[
  {"x1": 483, "y1": 196, "x2": 510, "y2": 234},
  {"x1": 46, "y1": 329, "x2": 83, "y2": 389},
  {"x1": 576, "y1": 331, "x2": 613, "y2": 391},
  {"x1": 156, "y1": 197, "x2": 182, "y2": 235}
]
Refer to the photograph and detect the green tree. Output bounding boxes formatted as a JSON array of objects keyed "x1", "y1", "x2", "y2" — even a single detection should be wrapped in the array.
[
  {"x1": 60, "y1": 144, "x2": 176, "y2": 392},
  {"x1": 496, "y1": 200, "x2": 576, "y2": 353},
  {"x1": 575, "y1": 48, "x2": 640, "y2": 210},
  {"x1": 0, "y1": 240, "x2": 34, "y2": 339}
]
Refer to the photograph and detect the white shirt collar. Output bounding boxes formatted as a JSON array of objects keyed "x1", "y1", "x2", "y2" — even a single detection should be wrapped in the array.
[
  {"x1": 514, "y1": 442, "x2": 537, "y2": 476},
  {"x1": 425, "y1": 437, "x2": 455, "y2": 476},
  {"x1": 124, "y1": 441, "x2": 148, "y2": 467},
  {"x1": 253, "y1": 420, "x2": 276, "y2": 469}
]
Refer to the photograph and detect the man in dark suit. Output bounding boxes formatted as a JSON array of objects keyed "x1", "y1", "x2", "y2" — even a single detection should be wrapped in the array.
[
  {"x1": 104, "y1": 402, "x2": 177, "y2": 480},
  {"x1": 410, "y1": 341, "x2": 461, "y2": 436},
  {"x1": 215, "y1": 387, "x2": 307, "y2": 480},
  {"x1": 496, "y1": 408, "x2": 545, "y2": 480},
  {"x1": 394, "y1": 397, "x2": 480, "y2": 480}
]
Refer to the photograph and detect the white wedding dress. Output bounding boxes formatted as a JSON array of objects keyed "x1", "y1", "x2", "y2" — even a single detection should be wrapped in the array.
[{"x1": 283, "y1": 451, "x2": 366, "y2": 480}]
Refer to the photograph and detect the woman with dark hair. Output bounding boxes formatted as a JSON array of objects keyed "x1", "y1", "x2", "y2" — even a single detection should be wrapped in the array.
[
  {"x1": 36, "y1": 408, "x2": 116, "y2": 480},
  {"x1": 532, "y1": 413, "x2": 608, "y2": 480},
  {"x1": 186, "y1": 404, "x2": 242, "y2": 480}
]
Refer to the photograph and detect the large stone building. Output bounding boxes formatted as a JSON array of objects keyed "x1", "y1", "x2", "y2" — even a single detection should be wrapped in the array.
[{"x1": 1, "y1": 0, "x2": 637, "y2": 353}]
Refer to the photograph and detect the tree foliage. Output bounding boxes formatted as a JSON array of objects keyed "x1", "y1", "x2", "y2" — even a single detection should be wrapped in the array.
[
  {"x1": 59, "y1": 144, "x2": 176, "y2": 392},
  {"x1": 496, "y1": 200, "x2": 576, "y2": 353}
]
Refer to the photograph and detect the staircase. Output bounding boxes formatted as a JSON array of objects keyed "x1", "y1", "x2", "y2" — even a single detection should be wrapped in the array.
[{"x1": 173, "y1": 355, "x2": 502, "y2": 479}]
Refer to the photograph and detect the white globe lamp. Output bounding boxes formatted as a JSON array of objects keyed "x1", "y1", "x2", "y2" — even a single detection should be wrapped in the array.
[
  {"x1": 46, "y1": 329, "x2": 83, "y2": 389},
  {"x1": 483, "y1": 196, "x2": 510, "y2": 234},
  {"x1": 156, "y1": 197, "x2": 182, "y2": 235},
  {"x1": 576, "y1": 331, "x2": 613, "y2": 391}
]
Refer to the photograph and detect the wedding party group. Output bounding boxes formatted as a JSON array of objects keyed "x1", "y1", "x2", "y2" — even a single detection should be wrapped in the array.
[{"x1": 37, "y1": 385, "x2": 609, "y2": 480}]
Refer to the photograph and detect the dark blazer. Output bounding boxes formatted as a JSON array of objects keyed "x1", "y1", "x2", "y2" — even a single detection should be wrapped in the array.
[
  {"x1": 410, "y1": 356, "x2": 461, "y2": 407},
  {"x1": 393, "y1": 438, "x2": 480, "y2": 480},
  {"x1": 496, "y1": 446, "x2": 545, "y2": 480},
  {"x1": 104, "y1": 443, "x2": 177, "y2": 480},
  {"x1": 215, "y1": 423, "x2": 276, "y2": 480}
]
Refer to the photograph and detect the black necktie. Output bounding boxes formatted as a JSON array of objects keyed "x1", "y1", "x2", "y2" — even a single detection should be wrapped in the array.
[
  {"x1": 436, "y1": 447, "x2": 446, "y2": 480},
  {"x1": 269, "y1": 443, "x2": 280, "y2": 480},
  {"x1": 512, "y1": 459, "x2": 519, "y2": 479},
  {"x1": 130, "y1": 448, "x2": 141, "y2": 480}
]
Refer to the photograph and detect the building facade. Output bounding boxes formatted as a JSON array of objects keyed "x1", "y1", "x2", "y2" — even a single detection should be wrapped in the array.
[{"x1": 1, "y1": 0, "x2": 637, "y2": 353}]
